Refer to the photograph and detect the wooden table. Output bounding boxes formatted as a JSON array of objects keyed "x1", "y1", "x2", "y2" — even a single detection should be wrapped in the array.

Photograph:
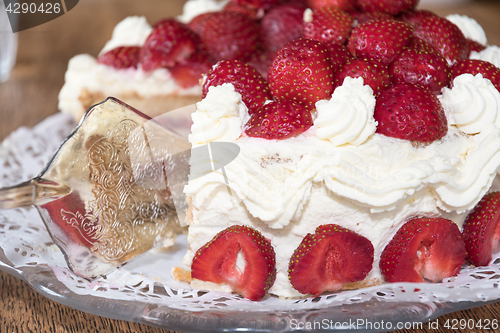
[{"x1": 1, "y1": 0, "x2": 500, "y2": 332}]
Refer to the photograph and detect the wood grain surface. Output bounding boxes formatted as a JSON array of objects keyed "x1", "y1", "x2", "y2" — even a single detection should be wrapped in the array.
[{"x1": 1, "y1": 0, "x2": 500, "y2": 332}]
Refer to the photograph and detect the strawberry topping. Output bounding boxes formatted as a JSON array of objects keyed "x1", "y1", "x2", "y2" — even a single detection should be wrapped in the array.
[
  {"x1": 347, "y1": 20, "x2": 413, "y2": 66},
  {"x1": 97, "y1": 46, "x2": 141, "y2": 69},
  {"x1": 202, "y1": 60, "x2": 271, "y2": 114},
  {"x1": 307, "y1": 0, "x2": 356, "y2": 12},
  {"x1": 191, "y1": 225, "x2": 276, "y2": 301},
  {"x1": 244, "y1": 100, "x2": 313, "y2": 139},
  {"x1": 268, "y1": 38, "x2": 334, "y2": 111},
  {"x1": 303, "y1": 6, "x2": 353, "y2": 46},
  {"x1": 466, "y1": 38, "x2": 486, "y2": 55},
  {"x1": 374, "y1": 82, "x2": 448, "y2": 142},
  {"x1": 356, "y1": 0, "x2": 418, "y2": 16},
  {"x1": 463, "y1": 192, "x2": 500, "y2": 266},
  {"x1": 288, "y1": 224, "x2": 374, "y2": 296},
  {"x1": 170, "y1": 49, "x2": 215, "y2": 89},
  {"x1": 139, "y1": 19, "x2": 199, "y2": 72},
  {"x1": 451, "y1": 59, "x2": 500, "y2": 93},
  {"x1": 380, "y1": 217, "x2": 466, "y2": 283},
  {"x1": 260, "y1": 3, "x2": 306, "y2": 53},
  {"x1": 333, "y1": 58, "x2": 392, "y2": 97}
]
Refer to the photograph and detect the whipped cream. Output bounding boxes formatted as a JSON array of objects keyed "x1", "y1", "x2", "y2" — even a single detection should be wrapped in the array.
[
  {"x1": 471, "y1": 45, "x2": 500, "y2": 68},
  {"x1": 100, "y1": 16, "x2": 152, "y2": 55},
  {"x1": 440, "y1": 73, "x2": 500, "y2": 134},
  {"x1": 315, "y1": 77, "x2": 377, "y2": 146},
  {"x1": 177, "y1": 0, "x2": 229, "y2": 23},
  {"x1": 446, "y1": 14, "x2": 487, "y2": 45},
  {"x1": 189, "y1": 84, "x2": 248, "y2": 146}
]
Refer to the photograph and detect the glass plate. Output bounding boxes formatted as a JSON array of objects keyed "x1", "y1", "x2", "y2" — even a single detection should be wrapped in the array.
[{"x1": 1, "y1": 112, "x2": 500, "y2": 333}]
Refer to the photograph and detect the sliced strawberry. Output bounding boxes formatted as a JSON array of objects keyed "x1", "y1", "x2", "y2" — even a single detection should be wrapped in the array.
[
  {"x1": 268, "y1": 38, "x2": 334, "y2": 111},
  {"x1": 409, "y1": 15, "x2": 468, "y2": 66},
  {"x1": 347, "y1": 20, "x2": 413, "y2": 66},
  {"x1": 323, "y1": 41, "x2": 352, "y2": 72},
  {"x1": 374, "y1": 82, "x2": 448, "y2": 142},
  {"x1": 191, "y1": 225, "x2": 276, "y2": 301},
  {"x1": 466, "y1": 38, "x2": 486, "y2": 56},
  {"x1": 303, "y1": 6, "x2": 353, "y2": 45},
  {"x1": 202, "y1": 60, "x2": 271, "y2": 114},
  {"x1": 333, "y1": 58, "x2": 392, "y2": 97},
  {"x1": 451, "y1": 59, "x2": 500, "y2": 93},
  {"x1": 307, "y1": 0, "x2": 356, "y2": 12},
  {"x1": 463, "y1": 192, "x2": 500, "y2": 266},
  {"x1": 356, "y1": 0, "x2": 418, "y2": 16},
  {"x1": 244, "y1": 100, "x2": 313, "y2": 139},
  {"x1": 380, "y1": 217, "x2": 466, "y2": 283},
  {"x1": 170, "y1": 48, "x2": 215, "y2": 89},
  {"x1": 139, "y1": 19, "x2": 200, "y2": 72},
  {"x1": 97, "y1": 46, "x2": 141, "y2": 69},
  {"x1": 40, "y1": 192, "x2": 99, "y2": 248},
  {"x1": 390, "y1": 37, "x2": 451, "y2": 95},
  {"x1": 260, "y1": 3, "x2": 306, "y2": 53},
  {"x1": 288, "y1": 224, "x2": 374, "y2": 296},
  {"x1": 198, "y1": 11, "x2": 260, "y2": 61}
]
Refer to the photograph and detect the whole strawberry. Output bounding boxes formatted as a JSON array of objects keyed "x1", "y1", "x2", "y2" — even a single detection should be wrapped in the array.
[
  {"x1": 380, "y1": 217, "x2": 466, "y2": 283},
  {"x1": 357, "y1": 0, "x2": 418, "y2": 16},
  {"x1": 303, "y1": 6, "x2": 353, "y2": 45},
  {"x1": 374, "y1": 82, "x2": 448, "y2": 142},
  {"x1": 97, "y1": 46, "x2": 141, "y2": 69},
  {"x1": 139, "y1": 19, "x2": 199, "y2": 71},
  {"x1": 322, "y1": 41, "x2": 352, "y2": 72},
  {"x1": 333, "y1": 58, "x2": 392, "y2": 97},
  {"x1": 466, "y1": 38, "x2": 486, "y2": 56},
  {"x1": 260, "y1": 3, "x2": 306, "y2": 53},
  {"x1": 202, "y1": 60, "x2": 271, "y2": 114},
  {"x1": 191, "y1": 225, "x2": 276, "y2": 301},
  {"x1": 170, "y1": 48, "x2": 215, "y2": 89},
  {"x1": 244, "y1": 100, "x2": 313, "y2": 139},
  {"x1": 349, "y1": 11, "x2": 395, "y2": 28},
  {"x1": 463, "y1": 192, "x2": 500, "y2": 266},
  {"x1": 198, "y1": 11, "x2": 260, "y2": 61},
  {"x1": 288, "y1": 224, "x2": 374, "y2": 296},
  {"x1": 409, "y1": 15, "x2": 468, "y2": 66},
  {"x1": 268, "y1": 38, "x2": 334, "y2": 110},
  {"x1": 347, "y1": 20, "x2": 413, "y2": 66},
  {"x1": 451, "y1": 59, "x2": 500, "y2": 93},
  {"x1": 390, "y1": 37, "x2": 451, "y2": 94}
]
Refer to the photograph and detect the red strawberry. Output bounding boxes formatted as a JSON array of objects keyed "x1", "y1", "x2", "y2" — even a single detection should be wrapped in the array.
[
  {"x1": 288, "y1": 224, "x2": 374, "y2": 296},
  {"x1": 380, "y1": 217, "x2": 466, "y2": 283},
  {"x1": 333, "y1": 58, "x2": 392, "y2": 97},
  {"x1": 97, "y1": 46, "x2": 141, "y2": 69},
  {"x1": 307, "y1": 0, "x2": 356, "y2": 12},
  {"x1": 303, "y1": 6, "x2": 353, "y2": 45},
  {"x1": 202, "y1": 60, "x2": 271, "y2": 114},
  {"x1": 374, "y1": 82, "x2": 448, "y2": 142},
  {"x1": 463, "y1": 192, "x2": 500, "y2": 266},
  {"x1": 41, "y1": 192, "x2": 99, "y2": 248},
  {"x1": 466, "y1": 38, "x2": 486, "y2": 56},
  {"x1": 244, "y1": 100, "x2": 313, "y2": 139},
  {"x1": 247, "y1": 47, "x2": 276, "y2": 79},
  {"x1": 198, "y1": 11, "x2": 260, "y2": 61},
  {"x1": 390, "y1": 37, "x2": 451, "y2": 95},
  {"x1": 399, "y1": 9, "x2": 437, "y2": 28},
  {"x1": 170, "y1": 49, "x2": 215, "y2": 89},
  {"x1": 356, "y1": 0, "x2": 418, "y2": 16},
  {"x1": 139, "y1": 19, "x2": 199, "y2": 72},
  {"x1": 191, "y1": 225, "x2": 276, "y2": 301},
  {"x1": 260, "y1": 3, "x2": 306, "y2": 53},
  {"x1": 224, "y1": 1, "x2": 264, "y2": 19},
  {"x1": 409, "y1": 16, "x2": 468, "y2": 66},
  {"x1": 349, "y1": 10, "x2": 395, "y2": 28},
  {"x1": 268, "y1": 38, "x2": 334, "y2": 110},
  {"x1": 323, "y1": 41, "x2": 353, "y2": 72},
  {"x1": 451, "y1": 59, "x2": 500, "y2": 93},
  {"x1": 187, "y1": 12, "x2": 214, "y2": 35},
  {"x1": 347, "y1": 20, "x2": 413, "y2": 66}
]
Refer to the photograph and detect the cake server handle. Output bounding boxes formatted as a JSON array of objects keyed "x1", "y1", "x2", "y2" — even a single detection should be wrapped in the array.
[{"x1": 0, "y1": 178, "x2": 71, "y2": 210}]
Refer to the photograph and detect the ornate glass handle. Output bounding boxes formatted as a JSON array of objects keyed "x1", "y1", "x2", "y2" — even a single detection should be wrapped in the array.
[{"x1": 0, "y1": 179, "x2": 71, "y2": 209}]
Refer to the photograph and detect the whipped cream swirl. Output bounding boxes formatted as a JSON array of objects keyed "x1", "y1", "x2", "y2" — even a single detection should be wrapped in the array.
[
  {"x1": 446, "y1": 14, "x2": 487, "y2": 45},
  {"x1": 315, "y1": 77, "x2": 377, "y2": 146},
  {"x1": 189, "y1": 84, "x2": 248, "y2": 146},
  {"x1": 440, "y1": 74, "x2": 500, "y2": 134},
  {"x1": 100, "y1": 16, "x2": 152, "y2": 55},
  {"x1": 471, "y1": 45, "x2": 500, "y2": 68}
]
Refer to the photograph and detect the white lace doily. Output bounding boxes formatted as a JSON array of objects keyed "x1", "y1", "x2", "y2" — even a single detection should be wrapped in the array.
[{"x1": 1, "y1": 112, "x2": 500, "y2": 316}]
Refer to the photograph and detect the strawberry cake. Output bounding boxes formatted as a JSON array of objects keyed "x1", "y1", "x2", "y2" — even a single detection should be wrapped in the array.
[{"x1": 175, "y1": 1, "x2": 500, "y2": 301}]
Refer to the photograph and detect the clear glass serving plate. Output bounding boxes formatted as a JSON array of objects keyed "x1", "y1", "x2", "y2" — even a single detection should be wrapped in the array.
[{"x1": 1, "y1": 112, "x2": 500, "y2": 333}]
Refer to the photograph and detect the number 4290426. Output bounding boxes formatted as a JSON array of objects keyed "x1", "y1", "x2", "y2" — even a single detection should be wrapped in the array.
[{"x1": 6, "y1": 2, "x2": 62, "y2": 14}]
